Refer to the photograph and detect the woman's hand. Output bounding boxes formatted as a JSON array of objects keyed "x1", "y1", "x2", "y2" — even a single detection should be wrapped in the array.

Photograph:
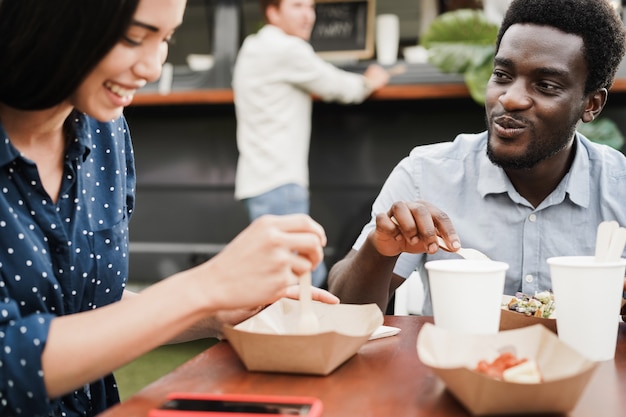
[
  {"x1": 188, "y1": 214, "x2": 328, "y2": 313},
  {"x1": 207, "y1": 284, "x2": 340, "y2": 329},
  {"x1": 218, "y1": 285, "x2": 339, "y2": 328},
  {"x1": 284, "y1": 284, "x2": 340, "y2": 304},
  {"x1": 196, "y1": 284, "x2": 340, "y2": 340}
]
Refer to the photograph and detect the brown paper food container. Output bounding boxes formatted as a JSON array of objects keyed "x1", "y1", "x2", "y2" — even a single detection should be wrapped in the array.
[
  {"x1": 222, "y1": 298, "x2": 383, "y2": 375},
  {"x1": 499, "y1": 295, "x2": 558, "y2": 333},
  {"x1": 417, "y1": 323, "x2": 598, "y2": 415},
  {"x1": 500, "y1": 296, "x2": 626, "y2": 334}
]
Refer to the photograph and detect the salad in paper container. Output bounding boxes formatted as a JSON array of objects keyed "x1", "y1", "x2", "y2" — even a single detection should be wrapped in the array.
[{"x1": 500, "y1": 291, "x2": 557, "y2": 333}]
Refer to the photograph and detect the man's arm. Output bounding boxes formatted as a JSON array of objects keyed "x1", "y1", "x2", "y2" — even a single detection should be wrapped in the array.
[
  {"x1": 327, "y1": 241, "x2": 401, "y2": 313},
  {"x1": 328, "y1": 201, "x2": 461, "y2": 313}
]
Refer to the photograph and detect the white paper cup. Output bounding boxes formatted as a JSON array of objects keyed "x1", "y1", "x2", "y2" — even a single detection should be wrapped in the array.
[
  {"x1": 376, "y1": 14, "x2": 399, "y2": 66},
  {"x1": 548, "y1": 256, "x2": 626, "y2": 361},
  {"x1": 425, "y1": 259, "x2": 508, "y2": 334}
]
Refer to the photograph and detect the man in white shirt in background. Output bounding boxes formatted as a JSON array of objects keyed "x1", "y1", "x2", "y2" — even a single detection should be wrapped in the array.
[{"x1": 233, "y1": 0, "x2": 391, "y2": 287}]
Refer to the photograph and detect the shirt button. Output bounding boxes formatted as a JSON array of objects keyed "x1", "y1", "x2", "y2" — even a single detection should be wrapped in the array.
[
  {"x1": 524, "y1": 274, "x2": 534, "y2": 283},
  {"x1": 528, "y1": 214, "x2": 537, "y2": 222}
]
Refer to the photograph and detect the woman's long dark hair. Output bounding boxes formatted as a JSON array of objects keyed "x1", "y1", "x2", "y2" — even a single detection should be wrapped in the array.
[{"x1": 0, "y1": 0, "x2": 140, "y2": 110}]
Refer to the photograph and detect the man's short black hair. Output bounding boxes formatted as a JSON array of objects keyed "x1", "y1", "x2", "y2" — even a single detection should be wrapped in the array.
[{"x1": 497, "y1": 0, "x2": 626, "y2": 95}]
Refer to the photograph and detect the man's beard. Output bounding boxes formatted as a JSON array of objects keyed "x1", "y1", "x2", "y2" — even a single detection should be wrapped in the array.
[{"x1": 486, "y1": 120, "x2": 576, "y2": 170}]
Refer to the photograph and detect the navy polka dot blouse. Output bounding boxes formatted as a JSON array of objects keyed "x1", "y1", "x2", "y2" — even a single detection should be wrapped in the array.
[{"x1": 0, "y1": 111, "x2": 135, "y2": 416}]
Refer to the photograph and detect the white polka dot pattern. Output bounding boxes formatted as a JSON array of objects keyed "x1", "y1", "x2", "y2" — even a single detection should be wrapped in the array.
[{"x1": 0, "y1": 112, "x2": 135, "y2": 415}]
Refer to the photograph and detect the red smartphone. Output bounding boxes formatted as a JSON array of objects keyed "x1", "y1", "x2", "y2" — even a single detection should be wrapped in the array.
[{"x1": 148, "y1": 392, "x2": 323, "y2": 416}]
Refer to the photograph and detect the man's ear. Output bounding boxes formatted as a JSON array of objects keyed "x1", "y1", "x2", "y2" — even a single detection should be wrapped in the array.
[
  {"x1": 581, "y1": 88, "x2": 608, "y2": 123},
  {"x1": 266, "y1": 4, "x2": 280, "y2": 25}
]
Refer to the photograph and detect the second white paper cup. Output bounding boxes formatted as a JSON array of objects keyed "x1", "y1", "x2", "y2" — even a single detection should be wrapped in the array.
[
  {"x1": 425, "y1": 259, "x2": 508, "y2": 334},
  {"x1": 548, "y1": 256, "x2": 626, "y2": 361},
  {"x1": 376, "y1": 14, "x2": 399, "y2": 66}
]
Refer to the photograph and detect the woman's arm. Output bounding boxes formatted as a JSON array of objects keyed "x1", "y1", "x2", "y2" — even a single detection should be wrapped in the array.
[{"x1": 42, "y1": 214, "x2": 328, "y2": 398}]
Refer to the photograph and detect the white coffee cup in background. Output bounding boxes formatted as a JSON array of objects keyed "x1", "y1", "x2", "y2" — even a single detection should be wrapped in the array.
[
  {"x1": 548, "y1": 256, "x2": 626, "y2": 361},
  {"x1": 425, "y1": 259, "x2": 509, "y2": 334},
  {"x1": 376, "y1": 14, "x2": 400, "y2": 66}
]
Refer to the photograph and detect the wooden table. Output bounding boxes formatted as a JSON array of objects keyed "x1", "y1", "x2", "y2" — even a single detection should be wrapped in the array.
[{"x1": 99, "y1": 316, "x2": 626, "y2": 416}]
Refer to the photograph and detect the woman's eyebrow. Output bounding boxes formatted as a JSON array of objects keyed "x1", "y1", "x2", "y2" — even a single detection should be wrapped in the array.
[{"x1": 131, "y1": 19, "x2": 159, "y2": 32}]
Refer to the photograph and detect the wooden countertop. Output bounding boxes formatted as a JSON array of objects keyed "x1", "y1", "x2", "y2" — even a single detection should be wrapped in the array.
[{"x1": 130, "y1": 78, "x2": 626, "y2": 107}]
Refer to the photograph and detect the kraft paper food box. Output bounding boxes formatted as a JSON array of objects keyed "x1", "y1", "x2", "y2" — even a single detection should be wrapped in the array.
[
  {"x1": 500, "y1": 296, "x2": 626, "y2": 334},
  {"x1": 499, "y1": 295, "x2": 558, "y2": 333},
  {"x1": 417, "y1": 323, "x2": 598, "y2": 415},
  {"x1": 222, "y1": 298, "x2": 383, "y2": 376}
]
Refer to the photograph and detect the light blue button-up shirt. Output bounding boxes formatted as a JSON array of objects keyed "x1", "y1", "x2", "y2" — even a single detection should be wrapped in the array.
[{"x1": 354, "y1": 131, "x2": 626, "y2": 315}]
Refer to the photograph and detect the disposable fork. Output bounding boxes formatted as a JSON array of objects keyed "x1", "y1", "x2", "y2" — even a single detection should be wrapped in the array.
[{"x1": 297, "y1": 271, "x2": 320, "y2": 334}]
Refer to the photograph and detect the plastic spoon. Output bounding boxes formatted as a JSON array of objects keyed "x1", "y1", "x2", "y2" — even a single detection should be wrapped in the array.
[
  {"x1": 606, "y1": 227, "x2": 626, "y2": 262},
  {"x1": 297, "y1": 271, "x2": 319, "y2": 334},
  {"x1": 436, "y1": 236, "x2": 491, "y2": 261},
  {"x1": 595, "y1": 221, "x2": 619, "y2": 262}
]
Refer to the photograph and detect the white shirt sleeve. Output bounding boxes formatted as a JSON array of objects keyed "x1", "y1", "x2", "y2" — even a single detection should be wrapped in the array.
[{"x1": 282, "y1": 36, "x2": 373, "y2": 104}]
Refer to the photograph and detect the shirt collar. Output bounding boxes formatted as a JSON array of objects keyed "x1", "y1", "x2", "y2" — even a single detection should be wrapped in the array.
[
  {"x1": 557, "y1": 133, "x2": 590, "y2": 208},
  {"x1": 66, "y1": 111, "x2": 93, "y2": 162},
  {"x1": 0, "y1": 111, "x2": 93, "y2": 167},
  {"x1": 0, "y1": 124, "x2": 21, "y2": 166},
  {"x1": 476, "y1": 133, "x2": 590, "y2": 208}
]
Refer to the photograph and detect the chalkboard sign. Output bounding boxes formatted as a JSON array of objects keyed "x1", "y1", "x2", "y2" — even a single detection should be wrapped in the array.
[{"x1": 310, "y1": 0, "x2": 375, "y2": 60}]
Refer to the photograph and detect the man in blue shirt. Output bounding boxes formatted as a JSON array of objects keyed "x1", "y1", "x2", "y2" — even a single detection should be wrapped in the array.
[{"x1": 328, "y1": 0, "x2": 626, "y2": 315}]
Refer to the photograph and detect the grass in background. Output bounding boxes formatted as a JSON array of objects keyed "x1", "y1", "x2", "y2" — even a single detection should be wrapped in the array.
[{"x1": 115, "y1": 338, "x2": 218, "y2": 400}]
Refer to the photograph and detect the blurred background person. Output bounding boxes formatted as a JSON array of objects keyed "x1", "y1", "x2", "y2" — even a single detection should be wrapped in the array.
[{"x1": 233, "y1": 0, "x2": 392, "y2": 288}]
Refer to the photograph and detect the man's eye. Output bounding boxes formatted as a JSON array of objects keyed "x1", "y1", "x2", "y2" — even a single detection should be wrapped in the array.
[
  {"x1": 537, "y1": 82, "x2": 560, "y2": 93},
  {"x1": 491, "y1": 70, "x2": 510, "y2": 82}
]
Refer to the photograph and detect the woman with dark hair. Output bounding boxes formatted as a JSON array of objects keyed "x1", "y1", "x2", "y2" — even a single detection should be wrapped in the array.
[{"x1": 0, "y1": 1, "x2": 337, "y2": 415}]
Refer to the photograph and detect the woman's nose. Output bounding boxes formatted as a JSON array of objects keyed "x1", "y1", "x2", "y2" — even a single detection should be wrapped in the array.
[{"x1": 133, "y1": 45, "x2": 168, "y2": 83}]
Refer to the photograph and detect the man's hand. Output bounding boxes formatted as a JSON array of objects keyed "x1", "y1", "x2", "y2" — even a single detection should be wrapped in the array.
[
  {"x1": 363, "y1": 64, "x2": 391, "y2": 91},
  {"x1": 370, "y1": 200, "x2": 460, "y2": 257}
]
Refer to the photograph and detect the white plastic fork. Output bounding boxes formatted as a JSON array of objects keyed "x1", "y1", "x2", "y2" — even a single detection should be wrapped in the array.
[
  {"x1": 595, "y1": 221, "x2": 619, "y2": 262},
  {"x1": 297, "y1": 271, "x2": 320, "y2": 334},
  {"x1": 606, "y1": 226, "x2": 626, "y2": 262},
  {"x1": 436, "y1": 236, "x2": 491, "y2": 261}
]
